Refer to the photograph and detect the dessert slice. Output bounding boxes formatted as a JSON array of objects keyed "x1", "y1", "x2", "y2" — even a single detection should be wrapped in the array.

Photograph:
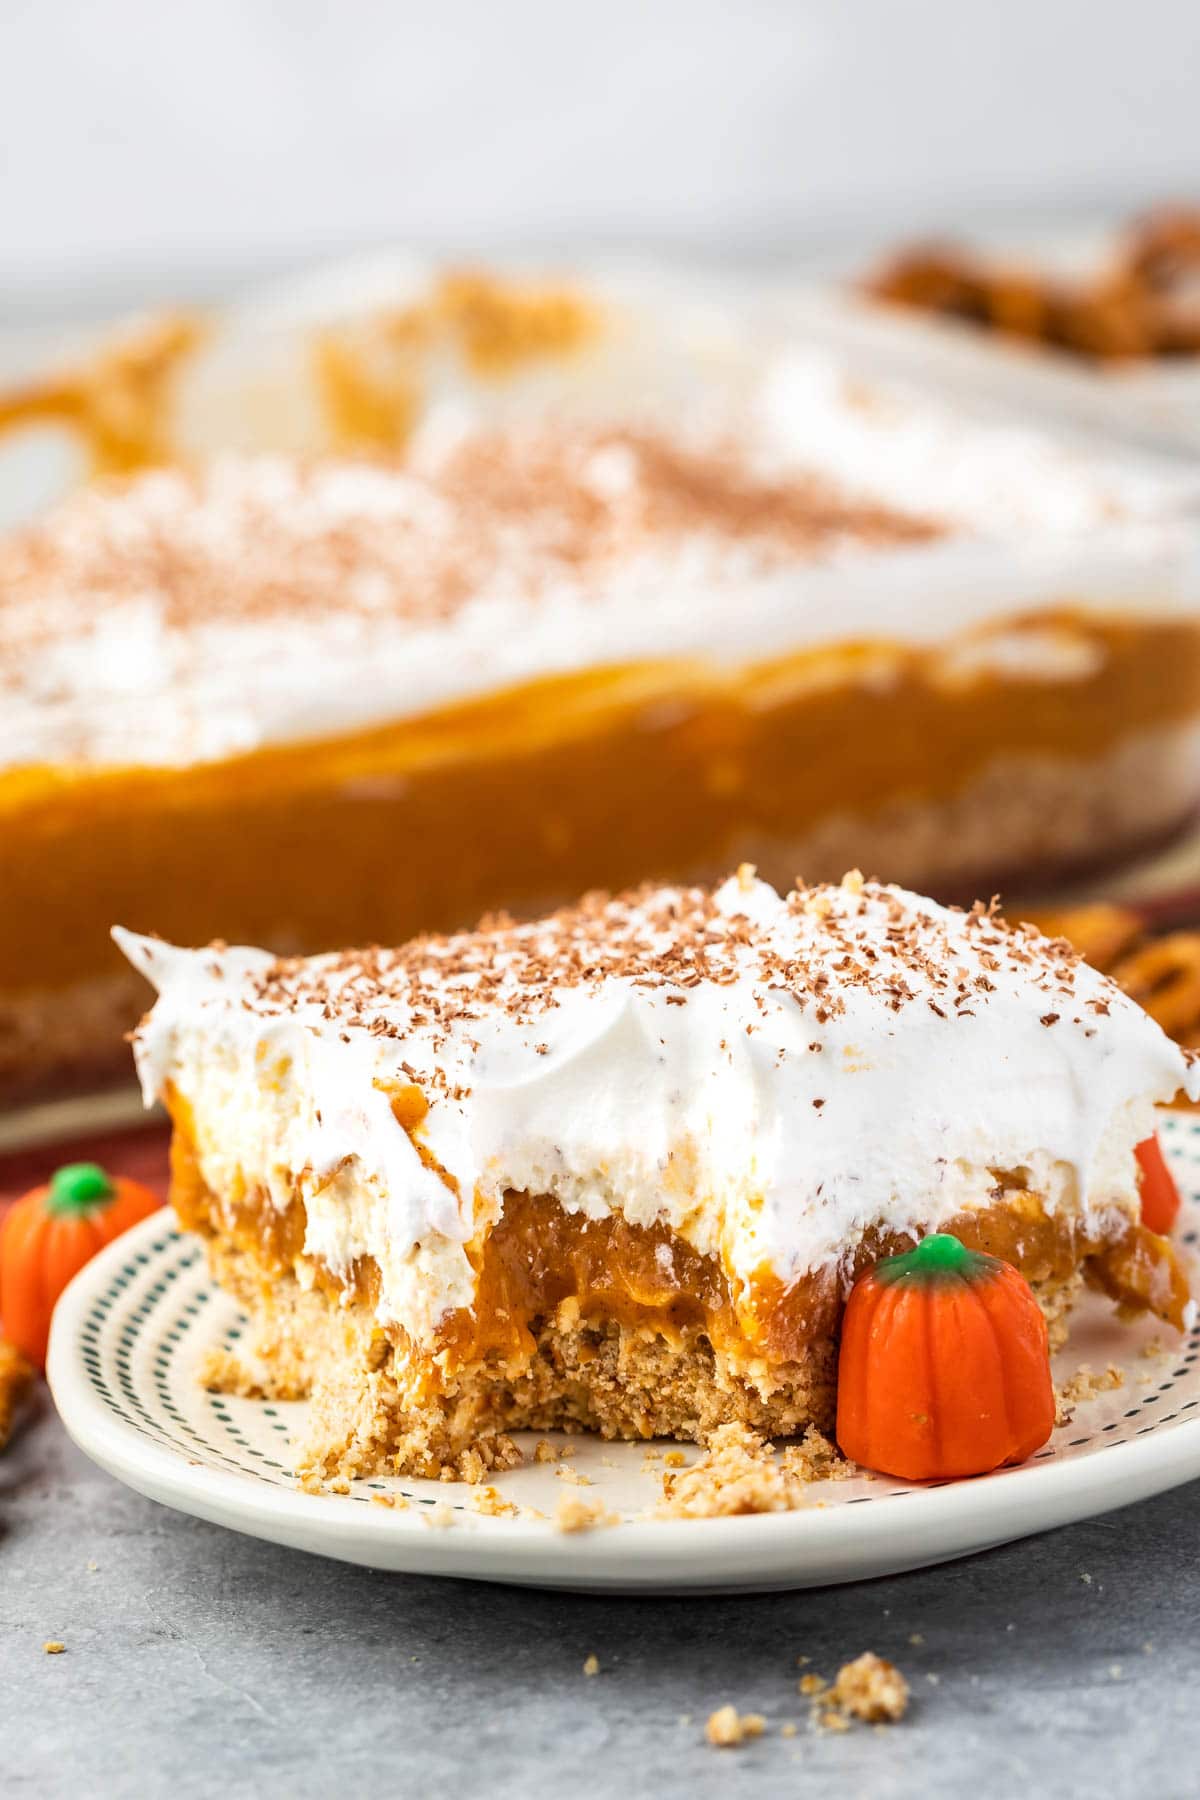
[{"x1": 116, "y1": 868, "x2": 1199, "y2": 1482}]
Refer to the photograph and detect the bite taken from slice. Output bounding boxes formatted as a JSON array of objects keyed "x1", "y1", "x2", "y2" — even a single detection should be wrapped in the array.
[{"x1": 115, "y1": 867, "x2": 1199, "y2": 1483}]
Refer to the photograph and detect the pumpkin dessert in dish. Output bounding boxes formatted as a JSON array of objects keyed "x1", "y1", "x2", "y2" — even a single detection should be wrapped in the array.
[
  {"x1": 6, "y1": 351, "x2": 1200, "y2": 1108},
  {"x1": 115, "y1": 866, "x2": 1198, "y2": 1481}
]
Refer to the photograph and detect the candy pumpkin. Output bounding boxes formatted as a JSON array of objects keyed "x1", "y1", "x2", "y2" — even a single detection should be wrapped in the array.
[
  {"x1": 1135, "y1": 1135, "x2": 1180, "y2": 1236},
  {"x1": 0, "y1": 1163, "x2": 161, "y2": 1369},
  {"x1": 836, "y1": 1233, "x2": 1055, "y2": 1482}
]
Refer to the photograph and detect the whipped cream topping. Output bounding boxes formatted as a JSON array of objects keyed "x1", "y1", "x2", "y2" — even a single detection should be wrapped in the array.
[
  {"x1": 117, "y1": 872, "x2": 1199, "y2": 1346},
  {"x1": 6, "y1": 348, "x2": 1199, "y2": 774}
]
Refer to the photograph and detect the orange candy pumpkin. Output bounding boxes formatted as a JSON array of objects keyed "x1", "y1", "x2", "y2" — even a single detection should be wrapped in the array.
[
  {"x1": 0, "y1": 1162, "x2": 161, "y2": 1369},
  {"x1": 1135, "y1": 1135, "x2": 1181, "y2": 1236},
  {"x1": 836, "y1": 1233, "x2": 1055, "y2": 1482}
]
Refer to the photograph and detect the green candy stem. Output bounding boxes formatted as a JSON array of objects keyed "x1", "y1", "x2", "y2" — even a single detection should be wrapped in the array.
[
  {"x1": 47, "y1": 1162, "x2": 116, "y2": 1218},
  {"x1": 874, "y1": 1231, "x2": 997, "y2": 1287}
]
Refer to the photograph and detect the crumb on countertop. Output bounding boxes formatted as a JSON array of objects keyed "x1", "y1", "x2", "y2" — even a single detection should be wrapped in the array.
[
  {"x1": 830, "y1": 1653, "x2": 910, "y2": 1724},
  {"x1": 583, "y1": 1654, "x2": 600, "y2": 1677},
  {"x1": 705, "y1": 1705, "x2": 766, "y2": 1747},
  {"x1": 43, "y1": 1641, "x2": 66, "y2": 1655}
]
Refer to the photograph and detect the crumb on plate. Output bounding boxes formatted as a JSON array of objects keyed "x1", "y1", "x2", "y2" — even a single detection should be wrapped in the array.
[{"x1": 554, "y1": 1492, "x2": 617, "y2": 1533}]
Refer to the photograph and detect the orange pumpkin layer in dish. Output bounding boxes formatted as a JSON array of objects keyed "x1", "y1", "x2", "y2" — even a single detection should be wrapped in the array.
[
  {"x1": 118, "y1": 868, "x2": 1198, "y2": 1480},
  {"x1": 6, "y1": 351, "x2": 1200, "y2": 1106}
]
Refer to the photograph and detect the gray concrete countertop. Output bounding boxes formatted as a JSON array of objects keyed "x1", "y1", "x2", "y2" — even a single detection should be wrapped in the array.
[{"x1": 5, "y1": 1396, "x2": 1199, "y2": 1800}]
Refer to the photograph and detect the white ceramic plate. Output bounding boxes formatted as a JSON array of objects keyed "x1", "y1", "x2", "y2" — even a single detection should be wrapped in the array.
[{"x1": 47, "y1": 1113, "x2": 1200, "y2": 1593}]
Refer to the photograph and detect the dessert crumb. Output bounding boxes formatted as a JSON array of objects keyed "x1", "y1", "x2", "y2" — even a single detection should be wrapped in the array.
[
  {"x1": 534, "y1": 1440, "x2": 564, "y2": 1464},
  {"x1": 780, "y1": 1425, "x2": 855, "y2": 1484},
  {"x1": 1056, "y1": 1362, "x2": 1125, "y2": 1423},
  {"x1": 196, "y1": 1346, "x2": 268, "y2": 1400},
  {"x1": 659, "y1": 1421, "x2": 856, "y2": 1519},
  {"x1": 554, "y1": 1492, "x2": 617, "y2": 1534},
  {"x1": 424, "y1": 1503, "x2": 456, "y2": 1529},
  {"x1": 831, "y1": 1652, "x2": 910, "y2": 1724},
  {"x1": 799, "y1": 1673, "x2": 827, "y2": 1697},
  {"x1": 705, "y1": 1705, "x2": 766, "y2": 1747},
  {"x1": 472, "y1": 1484, "x2": 520, "y2": 1518},
  {"x1": 43, "y1": 1641, "x2": 66, "y2": 1655},
  {"x1": 657, "y1": 1423, "x2": 795, "y2": 1518},
  {"x1": 780, "y1": 1721, "x2": 798, "y2": 1738},
  {"x1": 583, "y1": 1654, "x2": 600, "y2": 1678}
]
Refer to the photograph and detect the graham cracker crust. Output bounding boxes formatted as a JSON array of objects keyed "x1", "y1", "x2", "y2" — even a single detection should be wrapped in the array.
[{"x1": 201, "y1": 1233, "x2": 1082, "y2": 1484}]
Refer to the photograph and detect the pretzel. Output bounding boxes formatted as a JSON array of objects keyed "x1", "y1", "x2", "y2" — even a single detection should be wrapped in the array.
[
  {"x1": 1021, "y1": 903, "x2": 1144, "y2": 974},
  {"x1": 0, "y1": 1339, "x2": 34, "y2": 1452},
  {"x1": 1025, "y1": 903, "x2": 1200, "y2": 1077},
  {"x1": 866, "y1": 206, "x2": 1200, "y2": 363},
  {"x1": 1110, "y1": 933, "x2": 1200, "y2": 1044}
]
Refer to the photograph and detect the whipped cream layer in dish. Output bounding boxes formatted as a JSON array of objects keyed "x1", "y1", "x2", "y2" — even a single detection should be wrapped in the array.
[
  {"x1": 117, "y1": 870, "x2": 1199, "y2": 1348},
  {"x1": 5, "y1": 348, "x2": 1199, "y2": 775}
]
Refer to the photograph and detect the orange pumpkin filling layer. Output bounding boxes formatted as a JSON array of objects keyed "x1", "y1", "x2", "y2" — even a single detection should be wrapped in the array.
[
  {"x1": 166, "y1": 1103, "x2": 1192, "y2": 1380},
  {"x1": 6, "y1": 612, "x2": 1199, "y2": 1053}
]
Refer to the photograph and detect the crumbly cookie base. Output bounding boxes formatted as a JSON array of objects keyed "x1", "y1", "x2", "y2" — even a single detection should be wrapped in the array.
[
  {"x1": 204, "y1": 1237, "x2": 838, "y2": 1481},
  {"x1": 202, "y1": 1236, "x2": 1081, "y2": 1485},
  {"x1": 731, "y1": 718, "x2": 1200, "y2": 903}
]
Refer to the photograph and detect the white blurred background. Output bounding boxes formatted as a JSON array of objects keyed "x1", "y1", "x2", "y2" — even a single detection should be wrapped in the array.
[{"x1": 3, "y1": 0, "x2": 1200, "y2": 322}]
